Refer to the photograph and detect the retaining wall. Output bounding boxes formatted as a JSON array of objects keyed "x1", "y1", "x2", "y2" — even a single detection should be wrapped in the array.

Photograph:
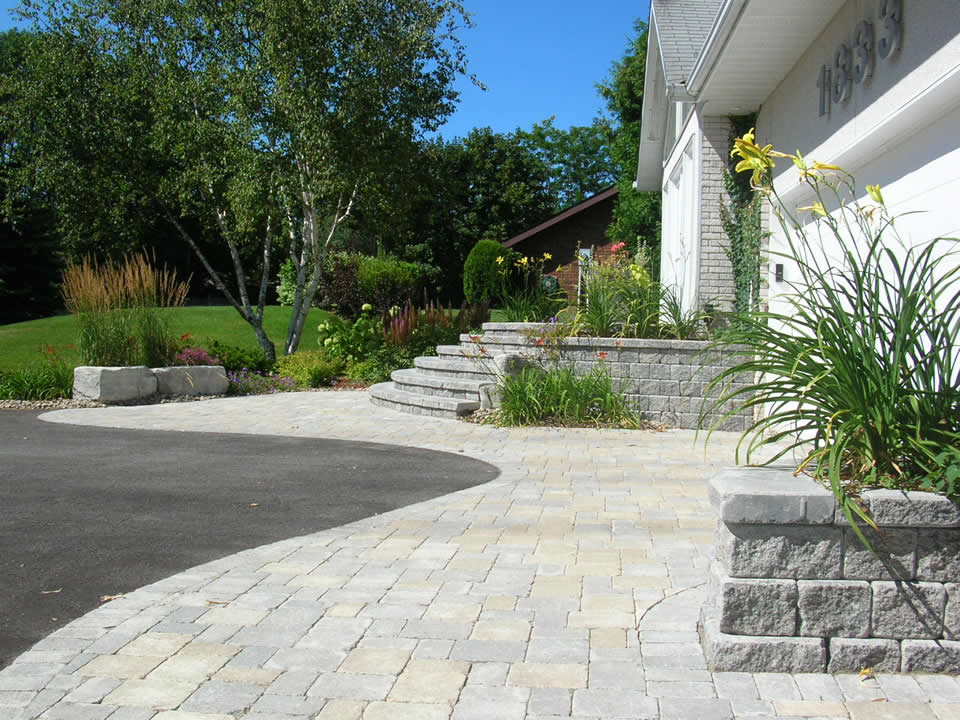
[
  {"x1": 467, "y1": 323, "x2": 753, "y2": 431},
  {"x1": 702, "y1": 467, "x2": 960, "y2": 673}
]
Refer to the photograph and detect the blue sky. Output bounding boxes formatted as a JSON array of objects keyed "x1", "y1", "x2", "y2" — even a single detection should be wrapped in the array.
[{"x1": 0, "y1": 0, "x2": 649, "y2": 140}]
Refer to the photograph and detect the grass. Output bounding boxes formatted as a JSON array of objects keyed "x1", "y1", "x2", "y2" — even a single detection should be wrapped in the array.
[{"x1": 0, "y1": 305, "x2": 335, "y2": 371}]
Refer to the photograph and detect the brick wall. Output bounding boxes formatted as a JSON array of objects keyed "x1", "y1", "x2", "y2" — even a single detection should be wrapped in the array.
[{"x1": 699, "y1": 116, "x2": 736, "y2": 310}]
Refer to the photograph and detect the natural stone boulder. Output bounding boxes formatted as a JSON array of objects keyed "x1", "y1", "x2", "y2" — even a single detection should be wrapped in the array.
[
  {"x1": 153, "y1": 366, "x2": 229, "y2": 396},
  {"x1": 73, "y1": 366, "x2": 158, "y2": 403}
]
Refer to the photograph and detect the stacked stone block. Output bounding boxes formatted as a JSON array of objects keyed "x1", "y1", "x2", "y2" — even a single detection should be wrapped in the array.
[
  {"x1": 702, "y1": 467, "x2": 960, "y2": 673},
  {"x1": 465, "y1": 323, "x2": 753, "y2": 431}
]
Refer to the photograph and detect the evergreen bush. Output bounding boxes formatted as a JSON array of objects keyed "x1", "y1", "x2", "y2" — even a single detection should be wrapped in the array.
[{"x1": 464, "y1": 239, "x2": 514, "y2": 304}]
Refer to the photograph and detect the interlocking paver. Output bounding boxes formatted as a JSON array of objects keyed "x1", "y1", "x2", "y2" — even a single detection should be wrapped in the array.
[
  {"x1": 103, "y1": 678, "x2": 199, "y2": 710},
  {"x1": 2, "y1": 393, "x2": 956, "y2": 720}
]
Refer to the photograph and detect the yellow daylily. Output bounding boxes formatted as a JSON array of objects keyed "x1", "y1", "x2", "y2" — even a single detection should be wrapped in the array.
[
  {"x1": 542, "y1": 252, "x2": 552, "y2": 261},
  {"x1": 730, "y1": 127, "x2": 790, "y2": 187},
  {"x1": 866, "y1": 184, "x2": 885, "y2": 205},
  {"x1": 811, "y1": 161, "x2": 842, "y2": 173},
  {"x1": 495, "y1": 255, "x2": 504, "y2": 265},
  {"x1": 797, "y1": 202, "x2": 828, "y2": 217}
]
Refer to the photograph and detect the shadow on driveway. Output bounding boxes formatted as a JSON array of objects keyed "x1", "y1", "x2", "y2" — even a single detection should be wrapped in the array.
[{"x1": 0, "y1": 410, "x2": 499, "y2": 669}]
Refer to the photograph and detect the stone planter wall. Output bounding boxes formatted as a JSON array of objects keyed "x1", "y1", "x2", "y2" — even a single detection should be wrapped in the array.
[
  {"x1": 73, "y1": 365, "x2": 228, "y2": 403},
  {"x1": 469, "y1": 323, "x2": 752, "y2": 431},
  {"x1": 702, "y1": 467, "x2": 960, "y2": 673}
]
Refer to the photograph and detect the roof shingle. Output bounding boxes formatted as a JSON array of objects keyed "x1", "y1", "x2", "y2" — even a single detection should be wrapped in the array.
[{"x1": 652, "y1": 0, "x2": 723, "y2": 87}]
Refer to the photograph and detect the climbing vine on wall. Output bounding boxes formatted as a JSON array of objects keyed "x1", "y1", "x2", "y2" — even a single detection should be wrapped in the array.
[{"x1": 720, "y1": 114, "x2": 764, "y2": 315}]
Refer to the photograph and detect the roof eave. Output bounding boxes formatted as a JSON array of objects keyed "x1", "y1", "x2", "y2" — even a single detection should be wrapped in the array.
[{"x1": 686, "y1": 0, "x2": 748, "y2": 96}]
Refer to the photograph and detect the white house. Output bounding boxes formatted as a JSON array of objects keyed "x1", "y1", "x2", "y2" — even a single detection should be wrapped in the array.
[{"x1": 636, "y1": 0, "x2": 960, "y2": 315}]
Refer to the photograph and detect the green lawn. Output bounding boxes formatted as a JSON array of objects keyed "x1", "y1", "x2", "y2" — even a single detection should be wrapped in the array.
[{"x1": 0, "y1": 306, "x2": 335, "y2": 370}]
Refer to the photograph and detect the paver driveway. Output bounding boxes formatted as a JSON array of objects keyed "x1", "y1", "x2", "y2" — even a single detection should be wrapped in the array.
[{"x1": 2, "y1": 391, "x2": 959, "y2": 719}]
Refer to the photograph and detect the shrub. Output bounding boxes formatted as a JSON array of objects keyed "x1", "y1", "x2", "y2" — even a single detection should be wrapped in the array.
[
  {"x1": 274, "y1": 351, "x2": 344, "y2": 388},
  {"x1": 575, "y1": 245, "x2": 662, "y2": 338},
  {"x1": 464, "y1": 239, "x2": 513, "y2": 304},
  {"x1": 174, "y1": 346, "x2": 222, "y2": 366},
  {"x1": 356, "y1": 255, "x2": 436, "y2": 313},
  {"x1": 226, "y1": 368, "x2": 299, "y2": 395},
  {"x1": 702, "y1": 132, "x2": 960, "y2": 540},
  {"x1": 0, "y1": 346, "x2": 73, "y2": 400},
  {"x1": 316, "y1": 307, "x2": 385, "y2": 364},
  {"x1": 498, "y1": 364, "x2": 635, "y2": 427},
  {"x1": 61, "y1": 253, "x2": 189, "y2": 366},
  {"x1": 275, "y1": 258, "x2": 298, "y2": 307},
  {"x1": 315, "y1": 252, "x2": 438, "y2": 317},
  {"x1": 207, "y1": 341, "x2": 271, "y2": 373}
]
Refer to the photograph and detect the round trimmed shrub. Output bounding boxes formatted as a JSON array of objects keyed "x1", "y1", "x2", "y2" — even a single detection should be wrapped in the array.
[{"x1": 463, "y1": 239, "x2": 514, "y2": 304}]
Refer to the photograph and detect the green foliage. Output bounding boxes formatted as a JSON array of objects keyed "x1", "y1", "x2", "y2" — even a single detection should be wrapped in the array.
[
  {"x1": 575, "y1": 246, "x2": 660, "y2": 338},
  {"x1": 316, "y1": 309, "x2": 385, "y2": 365},
  {"x1": 275, "y1": 259, "x2": 298, "y2": 307},
  {"x1": 226, "y1": 368, "x2": 299, "y2": 395},
  {"x1": 464, "y1": 240, "x2": 513, "y2": 305},
  {"x1": 207, "y1": 341, "x2": 271, "y2": 374},
  {"x1": 0, "y1": 30, "x2": 62, "y2": 325},
  {"x1": 355, "y1": 255, "x2": 437, "y2": 314},
  {"x1": 659, "y1": 287, "x2": 713, "y2": 340},
  {"x1": 500, "y1": 254, "x2": 567, "y2": 323},
  {"x1": 8, "y1": 0, "x2": 471, "y2": 358},
  {"x1": 0, "y1": 347, "x2": 73, "y2": 400},
  {"x1": 702, "y1": 157, "x2": 960, "y2": 526},
  {"x1": 60, "y1": 254, "x2": 189, "y2": 366},
  {"x1": 498, "y1": 365, "x2": 635, "y2": 427},
  {"x1": 598, "y1": 19, "x2": 662, "y2": 272},
  {"x1": 314, "y1": 252, "x2": 437, "y2": 318},
  {"x1": 0, "y1": 306, "x2": 334, "y2": 371},
  {"x1": 720, "y1": 115, "x2": 765, "y2": 314},
  {"x1": 273, "y1": 351, "x2": 344, "y2": 388},
  {"x1": 516, "y1": 117, "x2": 616, "y2": 208}
]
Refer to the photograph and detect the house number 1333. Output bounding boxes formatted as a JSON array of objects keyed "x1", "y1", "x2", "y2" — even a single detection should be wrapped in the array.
[{"x1": 816, "y1": 0, "x2": 903, "y2": 117}]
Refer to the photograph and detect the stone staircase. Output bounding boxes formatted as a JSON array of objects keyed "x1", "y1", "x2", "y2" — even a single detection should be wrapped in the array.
[{"x1": 369, "y1": 323, "x2": 540, "y2": 418}]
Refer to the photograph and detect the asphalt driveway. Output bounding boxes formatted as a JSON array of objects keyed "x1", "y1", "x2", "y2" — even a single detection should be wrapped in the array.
[{"x1": 0, "y1": 409, "x2": 499, "y2": 669}]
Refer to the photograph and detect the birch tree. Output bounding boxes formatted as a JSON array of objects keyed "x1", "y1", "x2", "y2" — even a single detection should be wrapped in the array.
[{"x1": 7, "y1": 0, "x2": 470, "y2": 360}]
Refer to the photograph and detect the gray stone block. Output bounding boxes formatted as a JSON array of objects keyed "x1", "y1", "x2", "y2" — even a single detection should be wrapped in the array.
[
  {"x1": 827, "y1": 638, "x2": 900, "y2": 672},
  {"x1": 842, "y1": 527, "x2": 916, "y2": 581},
  {"x1": 916, "y1": 529, "x2": 960, "y2": 582},
  {"x1": 900, "y1": 639, "x2": 960, "y2": 673},
  {"x1": 715, "y1": 523, "x2": 842, "y2": 579},
  {"x1": 871, "y1": 581, "x2": 947, "y2": 639},
  {"x1": 714, "y1": 567, "x2": 797, "y2": 636},
  {"x1": 797, "y1": 580, "x2": 871, "y2": 638},
  {"x1": 73, "y1": 366, "x2": 157, "y2": 403},
  {"x1": 708, "y1": 469, "x2": 835, "y2": 525},
  {"x1": 153, "y1": 366, "x2": 228, "y2": 396},
  {"x1": 945, "y1": 583, "x2": 960, "y2": 641},
  {"x1": 861, "y1": 489, "x2": 960, "y2": 527},
  {"x1": 700, "y1": 605, "x2": 826, "y2": 673}
]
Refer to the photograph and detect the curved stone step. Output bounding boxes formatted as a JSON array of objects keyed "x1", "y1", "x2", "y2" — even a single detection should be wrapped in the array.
[
  {"x1": 436, "y1": 344, "x2": 482, "y2": 358},
  {"x1": 368, "y1": 381, "x2": 480, "y2": 418},
  {"x1": 414, "y1": 355, "x2": 497, "y2": 380},
  {"x1": 391, "y1": 368, "x2": 487, "y2": 400}
]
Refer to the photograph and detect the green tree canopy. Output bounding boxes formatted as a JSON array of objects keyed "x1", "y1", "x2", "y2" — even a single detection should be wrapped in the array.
[
  {"x1": 516, "y1": 116, "x2": 616, "y2": 209},
  {"x1": 6, "y1": 0, "x2": 471, "y2": 358}
]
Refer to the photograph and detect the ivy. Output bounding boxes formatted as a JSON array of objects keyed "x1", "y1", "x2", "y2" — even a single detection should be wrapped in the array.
[{"x1": 720, "y1": 114, "x2": 765, "y2": 315}]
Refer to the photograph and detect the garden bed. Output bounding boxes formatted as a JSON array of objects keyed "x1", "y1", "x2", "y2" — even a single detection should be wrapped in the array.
[{"x1": 469, "y1": 323, "x2": 753, "y2": 431}]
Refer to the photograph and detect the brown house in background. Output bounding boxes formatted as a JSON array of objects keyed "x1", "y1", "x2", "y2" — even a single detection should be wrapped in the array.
[{"x1": 502, "y1": 186, "x2": 618, "y2": 302}]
